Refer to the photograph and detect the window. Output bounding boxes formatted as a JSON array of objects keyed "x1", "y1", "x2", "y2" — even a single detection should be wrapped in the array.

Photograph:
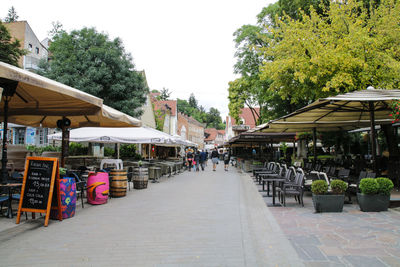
[
  {"x1": 35, "y1": 47, "x2": 39, "y2": 54},
  {"x1": 28, "y1": 44, "x2": 32, "y2": 51}
]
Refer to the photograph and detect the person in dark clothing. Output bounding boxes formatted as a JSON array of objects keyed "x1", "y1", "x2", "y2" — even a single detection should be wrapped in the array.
[
  {"x1": 194, "y1": 150, "x2": 200, "y2": 172},
  {"x1": 211, "y1": 148, "x2": 219, "y2": 171},
  {"x1": 199, "y1": 150, "x2": 207, "y2": 171},
  {"x1": 186, "y1": 150, "x2": 193, "y2": 171},
  {"x1": 223, "y1": 150, "x2": 231, "y2": 171}
]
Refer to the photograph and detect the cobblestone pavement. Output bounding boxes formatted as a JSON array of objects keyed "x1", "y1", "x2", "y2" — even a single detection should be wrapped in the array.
[
  {"x1": 0, "y1": 164, "x2": 302, "y2": 267},
  {"x1": 253, "y1": 173, "x2": 400, "y2": 267}
]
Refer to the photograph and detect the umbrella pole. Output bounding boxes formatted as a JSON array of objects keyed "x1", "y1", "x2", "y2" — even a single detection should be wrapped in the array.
[
  {"x1": 0, "y1": 80, "x2": 18, "y2": 184},
  {"x1": 1, "y1": 97, "x2": 10, "y2": 184},
  {"x1": 369, "y1": 102, "x2": 377, "y2": 173},
  {"x1": 313, "y1": 127, "x2": 317, "y2": 167}
]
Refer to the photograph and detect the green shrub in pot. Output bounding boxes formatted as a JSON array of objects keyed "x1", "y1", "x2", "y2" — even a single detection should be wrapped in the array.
[
  {"x1": 311, "y1": 180, "x2": 328, "y2": 195},
  {"x1": 376, "y1": 178, "x2": 394, "y2": 195},
  {"x1": 357, "y1": 177, "x2": 392, "y2": 212},
  {"x1": 359, "y1": 178, "x2": 378, "y2": 195},
  {"x1": 330, "y1": 179, "x2": 348, "y2": 195}
]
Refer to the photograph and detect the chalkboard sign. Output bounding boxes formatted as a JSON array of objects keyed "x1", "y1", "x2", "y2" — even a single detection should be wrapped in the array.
[
  {"x1": 21, "y1": 160, "x2": 54, "y2": 210},
  {"x1": 16, "y1": 157, "x2": 62, "y2": 227}
]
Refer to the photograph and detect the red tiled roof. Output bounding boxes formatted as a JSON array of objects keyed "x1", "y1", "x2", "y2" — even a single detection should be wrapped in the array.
[
  {"x1": 204, "y1": 128, "x2": 225, "y2": 142},
  {"x1": 228, "y1": 107, "x2": 260, "y2": 129},
  {"x1": 204, "y1": 128, "x2": 217, "y2": 141}
]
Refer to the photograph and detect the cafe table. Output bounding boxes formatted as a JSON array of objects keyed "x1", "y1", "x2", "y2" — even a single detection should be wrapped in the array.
[
  {"x1": 0, "y1": 183, "x2": 22, "y2": 218},
  {"x1": 259, "y1": 175, "x2": 286, "y2": 206}
]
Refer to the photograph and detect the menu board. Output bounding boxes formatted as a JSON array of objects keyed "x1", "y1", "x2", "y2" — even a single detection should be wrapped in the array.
[
  {"x1": 21, "y1": 160, "x2": 54, "y2": 210},
  {"x1": 16, "y1": 157, "x2": 62, "y2": 227}
]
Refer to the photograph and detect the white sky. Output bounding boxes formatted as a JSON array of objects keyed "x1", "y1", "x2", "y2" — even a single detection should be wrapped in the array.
[{"x1": 1, "y1": 0, "x2": 275, "y2": 119}]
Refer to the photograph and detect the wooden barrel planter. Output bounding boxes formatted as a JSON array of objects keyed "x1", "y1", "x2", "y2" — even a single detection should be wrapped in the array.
[
  {"x1": 110, "y1": 170, "x2": 128, "y2": 197},
  {"x1": 133, "y1": 167, "x2": 149, "y2": 189}
]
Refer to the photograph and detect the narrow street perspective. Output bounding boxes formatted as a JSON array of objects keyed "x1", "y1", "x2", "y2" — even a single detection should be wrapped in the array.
[{"x1": 0, "y1": 165, "x2": 301, "y2": 266}]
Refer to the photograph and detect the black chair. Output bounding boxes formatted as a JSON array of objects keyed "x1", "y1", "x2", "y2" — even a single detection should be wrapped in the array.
[
  {"x1": 279, "y1": 168, "x2": 305, "y2": 207},
  {"x1": 261, "y1": 164, "x2": 287, "y2": 193}
]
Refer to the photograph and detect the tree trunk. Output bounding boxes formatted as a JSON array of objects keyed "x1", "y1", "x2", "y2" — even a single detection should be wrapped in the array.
[{"x1": 381, "y1": 124, "x2": 400, "y2": 189}]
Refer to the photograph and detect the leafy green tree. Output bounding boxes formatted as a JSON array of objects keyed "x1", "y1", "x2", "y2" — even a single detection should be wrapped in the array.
[
  {"x1": 4, "y1": 6, "x2": 18, "y2": 23},
  {"x1": 38, "y1": 27, "x2": 148, "y2": 117},
  {"x1": 0, "y1": 20, "x2": 26, "y2": 66},
  {"x1": 48, "y1": 21, "x2": 64, "y2": 40},
  {"x1": 259, "y1": 0, "x2": 400, "y2": 102},
  {"x1": 188, "y1": 93, "x2": 198, "y2": 109},
  {"x1": 159, "y1": 87, "x2": 171, "y2": 100}
]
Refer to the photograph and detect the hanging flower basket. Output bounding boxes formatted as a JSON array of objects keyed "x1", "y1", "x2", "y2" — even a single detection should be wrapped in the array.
[{"x1": 390, "y1": 100, "x2": 400, "y2": 123}]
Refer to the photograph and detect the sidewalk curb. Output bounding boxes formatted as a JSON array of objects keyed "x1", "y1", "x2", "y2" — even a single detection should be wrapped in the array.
[{"x1": 239, "y1": 170, "x2": 305, "y2": 266}]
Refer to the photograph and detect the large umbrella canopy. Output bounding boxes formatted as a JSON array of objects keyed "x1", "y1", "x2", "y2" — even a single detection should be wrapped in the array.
[
  {"x1": 48, "y1": 127, "x2": 174, "y2": 144},
  {"x1": 261, "y1": 88, "x2": 398, "y2": 133},
  {"x1": 0, "y1": 61, "x2": 141, "y2": 128},
  {"x1": 258, "y1": 88, "x2": 400, "y2": 171}
]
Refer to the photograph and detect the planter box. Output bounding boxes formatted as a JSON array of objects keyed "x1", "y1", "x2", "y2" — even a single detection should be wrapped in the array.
[
  {"x1": 357, "y1": 193, "x2": 390, "y2": 212},
  {"x1": 312, "y1": 194, "x2": 345, "y2": 213}
]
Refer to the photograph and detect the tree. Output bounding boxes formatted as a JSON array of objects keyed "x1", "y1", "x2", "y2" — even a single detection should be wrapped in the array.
[
  {"x1": 188, "y1": 93, "x2": 198, "y2": 109},
  {"x1": 48, "y1": 21, "x2": 64, "y2": 40},
  {"x1": 38, "y1": 27, "x2": 148, "y2": 117},
  {"x1": 228, "y1": 0, "x2": 332, "y2": 124},
  {"x1": 259, "y1": 0, "x2": 400, "y2": 103},
  {"x1": 0, "y1": 20, "x2": 26, "y2": 66},
  {"x1": 4, "y1": 6, "x2": 18, "y2": 23},
  {"x1": 159, "y1": 87, "x2": 171, "y2": 100}
]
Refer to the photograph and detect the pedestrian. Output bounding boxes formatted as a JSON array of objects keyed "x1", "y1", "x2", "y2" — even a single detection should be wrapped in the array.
[
  {"x1": 194, "y1": 150, "x2": 200, "y2": 172},
  {"x1": 199, "y1": 150, "x2": 207, "y2": 171},
  {"x1": 186, "y1": 149, "x2": 193, "y2": 172},
  {"x1": 211, "y1": 148, "x2": 219, "y2": 171},
  {"x1": 223, "y1": 150, "x2": 231, "y2": 171}
]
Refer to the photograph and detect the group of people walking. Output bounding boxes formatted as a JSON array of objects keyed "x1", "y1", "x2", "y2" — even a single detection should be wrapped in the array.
[{"x1": 185, "y1": 148, "x2": 230, "y2": 172}]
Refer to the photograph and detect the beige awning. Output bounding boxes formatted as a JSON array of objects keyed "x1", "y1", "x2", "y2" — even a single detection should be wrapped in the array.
[
  {"x1": 259, "y1": 88, "x2": 398, "y2": 133},
  {"x1": 0, "y1": 61, "x2": 141, "y2": 127}
]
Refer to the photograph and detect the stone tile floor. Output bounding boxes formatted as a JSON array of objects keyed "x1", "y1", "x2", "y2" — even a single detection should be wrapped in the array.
[{"x1": 253, "y1": 176, "x2": 400, "y2": 267}]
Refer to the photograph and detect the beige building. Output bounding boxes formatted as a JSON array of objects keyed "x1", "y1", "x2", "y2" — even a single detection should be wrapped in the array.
[
  {"x1": 137, "y1": 71, "x2": 156, "y2": 128},
  {"x1": 5, "y1": 21, "x2": 48, "y2": 70},
  {"x1": 186, "y1": 115, "x2": 205, "y2": 149}
]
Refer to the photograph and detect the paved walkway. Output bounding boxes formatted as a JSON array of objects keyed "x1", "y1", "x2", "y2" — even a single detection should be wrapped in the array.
[
  {"x1": 0, "y1": 164, "x2": 302, "y2": 266},
  {"x1": 254, "y1": 174, "x2": 400, "y2": 267}
]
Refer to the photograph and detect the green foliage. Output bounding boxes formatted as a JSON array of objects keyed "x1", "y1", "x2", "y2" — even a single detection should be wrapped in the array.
[
  {"x1": 68, "y1": 142, "x2": 88, "y2": 156},
  {"x1": 104, "y1": 147, "x2": 114, "y2": 157},
  {"x1": 37, "y1": 27, "x2": 148, "y2": 117},
  {"x1": 26, "y1": 145, "x2": 61, "y2": 155},
  {"x1": 0, "y1": 20, "x2": 27, "y2": 66},
  {"x1": 177, "y1": 97, "x2": 224, "y2": 129},
  {"x1": 188, "y1": 93, "x2": 198, "y2": 109},
  {"x1": 4, "y1": 6, "x2": 18, "y2": 23},
  {"x1": 330, "y1": 179, "x2": 348, "y2": 195},
  {"x1": 359, "y1": 178, "x2": 379, "y2": 195},
  {"x1": 153, "y1": 104, "x2": 166, "y2": 131},
  {"x1": 311, "y1": 180, "x2": 329, "y2": 195},
  {"x1": 260, "y1": 0, "x2": 400, "y2": 103},
  {"x1": 159, "y1": 87, "x2": 171, "y2": 100},
  {"x1": 119, "y1": 144, "x2": 137, "y2": 158},
  {"x1": 390, "y1": 100, "x2": 400, "y2": 123},
  {"x1": 376, "y1": 177, "x2": 394, "y2": 196}
]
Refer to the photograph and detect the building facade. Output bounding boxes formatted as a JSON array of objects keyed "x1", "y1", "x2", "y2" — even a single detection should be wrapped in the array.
[
  {"x1": 4, "y1": 21, "x2": 53, "y2": 147},
  {"x1": 5, "y1": 21, "x2": 49, "y2": 70},
  {"x1": 204, "y1": 128, "x2": 225, "y2": 151},
  {"x1": 225, "y1": 107, "x2": 260, "y2": 141}
]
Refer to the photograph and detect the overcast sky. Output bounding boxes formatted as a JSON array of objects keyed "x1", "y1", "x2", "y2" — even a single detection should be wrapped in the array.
[{"x1": 1, "y1": 0, "x2": 275, "y2": 119}]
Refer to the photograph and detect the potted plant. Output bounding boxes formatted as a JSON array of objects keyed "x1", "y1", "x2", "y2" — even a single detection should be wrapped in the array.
[
  {"x1": 357, "y1": 177, "x2": 394, "y2": 212},
  {"x1": 311, "y1": 179, "x2": 348, "y2": 212}
]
